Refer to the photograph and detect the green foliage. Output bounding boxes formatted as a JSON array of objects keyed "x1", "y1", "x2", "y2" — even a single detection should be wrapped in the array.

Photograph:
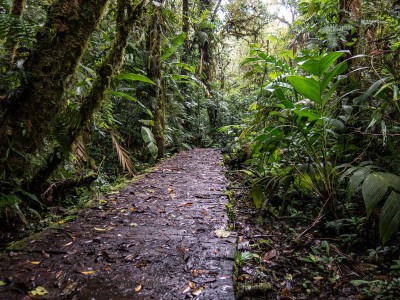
[
  {"x1": 141, "y1": 126, "x2": 158, "y2": 159},
  {"x1": 161, "y1": 32, "x2": 186, "y2": 61},
  {"x1": 115, "y1": 73, "x2": 156, "y2": 85}
]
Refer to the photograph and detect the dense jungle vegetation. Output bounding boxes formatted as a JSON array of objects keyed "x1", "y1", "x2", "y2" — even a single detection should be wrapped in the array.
[{"x1": 1, "y1": 0, "x2": 400, "y2": 297}]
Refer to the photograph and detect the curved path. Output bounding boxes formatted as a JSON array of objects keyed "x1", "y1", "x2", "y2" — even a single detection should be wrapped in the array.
[{"x1": 0, "y1": 148, "x2": 236, "y2": 299}]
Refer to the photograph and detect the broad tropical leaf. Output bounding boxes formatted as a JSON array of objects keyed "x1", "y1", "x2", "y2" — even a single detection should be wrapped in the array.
[
  {"x1": 379, "y1": 191, "x2": 400, "y2": 244},
  {"x1": 141, "y1": 126, "x2": 158, "y2": 159},
  {"x1": 115, "y1": 73, "x2": 156, "y2": 85},
  {"x1": 379, "y1": 173, "x2": 400, "y2": 192},
  {"x1": 362, "y1": 173, "x2": 389, "y2": 217},
  {"x1": 347, "y1": 166, "x2": 373, "y2": 199},
  {"x1": 161, "y1": 32, "x2": 187, "y2": 61},
  {"x1": 287, "y1": 76, "x2": 321, "y2": 104},
  {"x1": 298, "y1": 52, "x2": 344, "y2": 77},
  {"x1": 321, "y1": 61, "x2": 348, "y2": 92}
]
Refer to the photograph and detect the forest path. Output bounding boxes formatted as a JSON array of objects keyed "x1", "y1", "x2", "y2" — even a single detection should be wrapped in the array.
[{"x1": 0, "y1": 148, "x2": 237, "y2": 299}]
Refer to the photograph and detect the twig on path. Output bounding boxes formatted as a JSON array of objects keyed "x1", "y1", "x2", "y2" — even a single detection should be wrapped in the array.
[{"x1": 297, "y1": 197, "x2": 330, "y2": 239}]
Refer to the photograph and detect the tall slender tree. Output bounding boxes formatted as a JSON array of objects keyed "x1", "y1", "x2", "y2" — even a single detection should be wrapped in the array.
[
  {"x1": 146, "y1": 1, "x2": 165, "y2": 158},
  {"x1": 0, "y1": 0, "x2": 110, "y2": 179}
]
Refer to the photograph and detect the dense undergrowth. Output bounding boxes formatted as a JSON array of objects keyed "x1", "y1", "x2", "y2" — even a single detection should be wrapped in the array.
[{"x1": 225, "y1": 158, "x2": 400, "y2": 299}]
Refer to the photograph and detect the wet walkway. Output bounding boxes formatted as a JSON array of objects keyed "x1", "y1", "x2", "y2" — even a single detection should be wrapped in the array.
[{"x1": 0, "y1": 148, "x2": 236, "y2": 299}]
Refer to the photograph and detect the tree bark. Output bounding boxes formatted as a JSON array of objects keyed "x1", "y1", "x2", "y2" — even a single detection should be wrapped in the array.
[
  {"x1": 0, "y1": 0, "x2": 109, "y2": 179},
  {"x1": 199, "y1": 0, "x2": 218, "y2": 129},
  {"x1": 29, "y1": 0, "x2": 144, "y2": 192},
  {"x1": 146, "y1": 2, "x2": 165, "y2": 158}
]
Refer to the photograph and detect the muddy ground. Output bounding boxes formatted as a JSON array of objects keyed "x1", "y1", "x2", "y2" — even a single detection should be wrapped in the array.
[{"x1": 0, "y1": 148, "x2": 237, "y2": 299}]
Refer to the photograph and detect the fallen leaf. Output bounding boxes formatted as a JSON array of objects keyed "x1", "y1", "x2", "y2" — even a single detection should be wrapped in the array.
[
  {"x1": 215, "y1": 229, "x2": 231, "y2": 238},
  {"x1": 262, "y1": 249, "x2": 277, "y2": 261},
  {"x1": 188, "y1": 281, "x2": 196, "y2": 289},
  {"x1": 63, "y1": 241, "x2": 73, "y2": 247},
  {"x1": 80, "y1": 270, "x2": 96, "y2": 275},
  {"x1": 192, "y1": 287, "x2": 203, "y2": 296},
  {"x1": 313, "y1": 276, "x2": 324, "y2": 281},
  {"x1": 182, "y1": 286, "x2": 191, "y2": 294},
  {"x1": 30, "y1": 261, "x2": 41, "y2": 265},
  {"x1": 29, "y1": 286, "x2": 48, "y2": 296},
  {"x1": 130, "y1": 222, "x2": 137, "y2": 227},
  {"x1": 94, "y1": 227, "x2": 113, "y2": 231},
  {"x1": 0, "y1": 280, "x2": 7, "y2": 286},
  {"x1": 135, "y1": 284, "x2": 142, "y2": 292},
  {"x1": 167, "y1": 188, "x2": 174, "y2": 193},
  {"x1": 147, "y1": 189, "x2": 155, "y2": 193},
  {"x1": 178, "y1": 202, "x2": 193, "y2": 207}
]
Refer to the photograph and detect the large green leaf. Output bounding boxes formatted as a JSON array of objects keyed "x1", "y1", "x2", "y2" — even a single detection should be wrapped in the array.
[
  {"x1": 287, "y1": 76, "x2": 321, "y2": 104},
  {"x1": 250, "y1": 184, "x2": 264, "y2": 209},
  {"x1": 141, "y1": 126, "x2": 158, "y2": 159},
  {"x1": 321, "y1": 60, "x2": 348, "y2": 92},
  {"x1": 362, "y1": 173, "x2": 389, "y2": 217},
  {"x1": 379, "y1": 191, "x2": 400, "y2": 244},
  {"x1": 354, "y1": 77, "x2": 387, "y2": 105},
  {"x1": 299, "y1": 59, "x2": 320, "y2": 76},
  {"x1": 115, "y1": 73, "x2": 156, "y2": 85},
  {"x1": 161, "y1": 32, "x2": 187, "y2": 61},
  {"x1": 379, "y1": 172, "x2": 400, "y2": 192},
  {"x1": 299, "y1": 52, "x2": 344, "y2": 77},
  {"x1": 318, "y1": 52, "x2": 345, "y2": 76},
  {"x1": 347, "y1": 166, "x2": 373, "y2": 199}
]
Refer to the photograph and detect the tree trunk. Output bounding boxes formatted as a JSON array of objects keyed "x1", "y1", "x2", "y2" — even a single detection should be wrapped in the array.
[
  {"x1": 3, "y1": 0, "x2": 26, "y2": 69},
  {"x1": 29, "y1": 0, "x2": 144, "y2": 192},
  {"x1": 0, "y1": 0, "x2": 109, "y2": 179},
  {"x1": 199, "y1": 0, "x2": 218, "y2": 129},
  {"x1": 146, "y1": 3, "x2": 165, "y2": 158}
]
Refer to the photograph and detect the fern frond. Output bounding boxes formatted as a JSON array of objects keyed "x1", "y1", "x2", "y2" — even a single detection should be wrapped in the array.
[{"x1": 111, "y1": 132, "x2": 136, "y2": 175}]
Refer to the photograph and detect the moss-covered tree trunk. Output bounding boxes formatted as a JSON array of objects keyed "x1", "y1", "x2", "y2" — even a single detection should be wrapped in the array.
[
  {"x1": 3, "y1": 0, "x2": 26, "y2": 69},
  {"x1": 199, "y1": 0, "x2": 218, "y2": 129},
  {"x1": 146, "y1": 2, "x2": 165, "y2": 158},
  {"x1": 29, "y1": 0, "x2": 144, "y2": 191},
  {"x1": 0, "y1": 0, "x2": 109, "y2": 179}
]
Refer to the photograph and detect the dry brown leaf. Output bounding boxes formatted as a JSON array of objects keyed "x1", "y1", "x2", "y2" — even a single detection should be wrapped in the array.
[
  {"x1": 262, "y1": 249, "x2": 277, "y2": 261},
  {"x1": 30, "y1": 261, "x2": 41, "y2": 265},
  {"x1": 94, "y1": 227, "x2": 113, "y2": 231},
  {"x1": 167, "y1": 188, "x2": 174, "y2": 193},
  {"x1": 80, "y1": 270, "x2": 96, "y2": 275},
  {"x1": 178, "y1": 202, "x2": 193, "y2": 207},
  {"x1": 135, "y1": 284, "x2": 142, "y2": 292}
]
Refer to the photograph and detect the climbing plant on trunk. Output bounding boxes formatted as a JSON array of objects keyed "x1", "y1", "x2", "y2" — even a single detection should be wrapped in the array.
[
  {"x1": 146, "y1": 1, "x2": 165, "y2": 158},
  {"x1": 29, "y1": 0, "x2": 145, "y2": 192},
  {"x1": 0, "y1": 0, "x2": 110, "y2": 180}
]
